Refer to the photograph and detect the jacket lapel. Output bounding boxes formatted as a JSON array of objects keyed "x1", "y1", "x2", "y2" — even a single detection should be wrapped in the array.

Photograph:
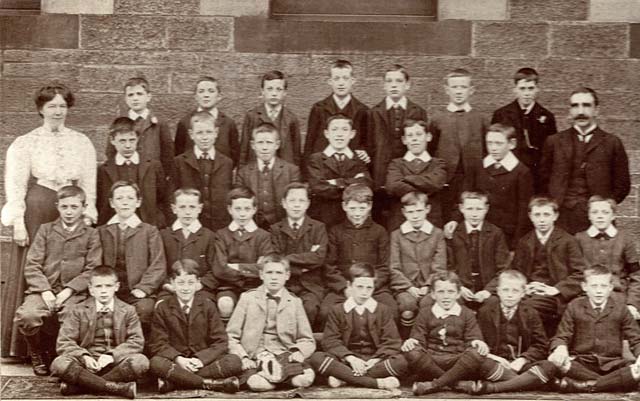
[
  {"x1": 272, "y1": 158, "x2": 285, "y2": 183},
  {"x1": 373, "y1": 102, "x2": 389, "y2": 135},
  {"x1": 321, "y1": 96, "x2": 339, "y2": 115},
  {"x1": 322, "y1": 154, "x2": 343, "y2": 176},
  {"x1": 123, "y1": 225, "x2": 141, "y2": 241},
  {"x1": 188, "y1": 297, "x2": 204, "y2": 325},
  {"x1": 112, "y1": 299, "x2": 126, "y2": 342},
  {"x1": 138, "y1": 159, "x2": 151, "y2": 181},
  {"x1": 584, "y1": 129, "x2": 605, "y2": 154},
  {"x1": 182, "y1": 150, "x2": 201, "y2": 175},
  {"x1": 103, "y1": 159, "x2": 120, "y2": 184}
]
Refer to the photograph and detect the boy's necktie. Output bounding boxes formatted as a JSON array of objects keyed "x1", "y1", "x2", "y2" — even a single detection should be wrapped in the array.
[{"x1": 182, "y1": 304, "x2": 190, "y2": 315}]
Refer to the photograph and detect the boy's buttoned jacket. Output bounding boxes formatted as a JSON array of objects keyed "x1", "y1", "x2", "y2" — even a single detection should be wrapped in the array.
[
  {"x1": 99, "y1": 222, "x2": 166, "y2": 296},
  {"x1": 56, "y1": 297, "x2": 144, "y2": 363},
  {"x1": 448, "y1": 222, "x2": 510, "y2": 294},
  {"x1": 477, "y1": 300, "x2": 548, "y2": 362},
  {"x1": 512, "y1": 228, "x2": 585, "y2": 301},
  {"x1": 160, "y1": 226, "x2": 218, "y2": 291},
  {"x1": 322, "y1": 302, "x2": 402, "y2": 360},
  {"x1": 226, "y1": 286, "x2": 315, "y2": 359},
  {"x1": 24, "y1": 219, "x2": 102, "y2": 295},
  {"x1": 148, "y1": 294, "x2": 229, "y2": 365}
]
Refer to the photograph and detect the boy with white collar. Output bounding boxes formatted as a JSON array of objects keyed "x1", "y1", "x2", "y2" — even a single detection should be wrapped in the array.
[
  {"x1": 386, "y1": 119, "x2": 447, "y2": 230},
  {"x1": 575, "y1": 196, "x2": 640, "y2": 319},
  {"x1": 307, "y1": 114, "x2": 372, "y2": 228},
  {"x1": 445, "y1": 123, "x2": 533, "y2": 249},
  {"x1": 159, "y1": 188, "x2": 218, "y2": 302},
  {"x1": 310, "y1": 262, "x2": 407, "y2": 390},
  {"x1": 213, "y1": 187, "x2": 275, "y2": 321},
  {"x1": 98, "y1": 117, "x2": 169, "y2": 227},
  {"x1": 107, "y1": 77, "x2": 174, "y2": 180},
  {"x1": 98, "y1": 181, "x2": 167, "y2": 335},
  {"x1": 389, "y1": 191, "x2": 446, "y2": 337}
]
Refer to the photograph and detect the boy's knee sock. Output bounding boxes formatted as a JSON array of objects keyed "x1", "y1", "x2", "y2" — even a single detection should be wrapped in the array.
[
  {"x1": 432, "y1": 349, "x2": 482, "y2": 389},
  {"x1": 406, "y1": 350, "x2": 445, "y2": 380},
  {"x1": 594, "y1": 367, "x2": 637, "y2": 392},
  {"x1": 481, "y1": 359, "x2": 518, "y2": 382},
  {"x1": 149, "y1": 357, "x2": 203, "y2": 389},
  {"x1": 101, "y1": 357, "x2": 142, "y2": 383},
  {"x1": 487, "y1": 363, "x2": 555, "y2": 394},
  {"x1": 60, "y1": 361, "x2": 110, "y2": 393},
  {"x1": 566, "y1": 361, "x2": 600, "y2": 381},
  {"x1": 310, "y1": 353, "x2": 377, "y2": 388},
  {"x1": 367, "y1": 356, "x2": 407, "y2": 379},
  {"x1": 197, "y1": 355, "x2": 243, "y2": 379}
]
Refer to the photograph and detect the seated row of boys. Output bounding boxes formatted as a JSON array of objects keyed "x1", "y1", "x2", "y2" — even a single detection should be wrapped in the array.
[{"x1": 43, "y1": 257, "x2": 640, "y2": 397}]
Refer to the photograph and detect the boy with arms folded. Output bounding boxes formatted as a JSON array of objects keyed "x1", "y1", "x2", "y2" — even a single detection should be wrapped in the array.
[{"x1": 310, "y1": 262, "x2": 407, "y2": 390}]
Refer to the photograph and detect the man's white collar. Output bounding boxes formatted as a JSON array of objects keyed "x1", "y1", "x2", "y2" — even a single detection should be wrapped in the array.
[
  {"x1": 483, "y1": 152, "x2": 519, "y2": 171},
  {"x1": 333, "y1": 94, "x2": 352, "y2": 109}
]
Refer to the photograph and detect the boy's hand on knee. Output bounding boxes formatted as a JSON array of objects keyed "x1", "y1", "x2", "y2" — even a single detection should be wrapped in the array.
[
  {"x1": 41, "y1": 291, "x2": 57, "y2": 311},
  {"x1": 364, "y1": 358, "x2": 381, "y2": 371},
  {"x1": 97, "y1": 354, "x2": 114, "y2": 369},
  {"x1": 510, "y1": 357, "x2": 527, "y2": 372},
  {"x1": 55, "y1": 288, "x2": 73, "y2": 309},
  {"x1": 401, "y1": 338, "x2": 419, "y2": 352},
  {"x1": 242, "y1": 356, "x2": 257, "y2": 370},
  {"x1": 548, "y1": 345, "x2": 568, "y2": 367},
  {"x1": 471, "y1": 340, "x2": 489, "y2": 356},
  {"x1": 289, "y1": 351, "x2": 305, "y2": 363},
  {"x1": 408, "y1": 287, "x2": 421, "y2": 298},
  {"x1": 131, "y1": 289, "x2": 147, "y2": 299},
  {"x1": 345, "y1": 356, "x2": 367, "y2": 376},
  {"x1": 83, "y1": 355, "x2": 100, "y2": 373},
  {"x1": 175, "y1": 356, "x2": 198, "y2": 372}
]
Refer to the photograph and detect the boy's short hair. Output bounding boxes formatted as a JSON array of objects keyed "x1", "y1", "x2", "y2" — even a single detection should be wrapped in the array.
[
  {"x1": 513, "y1": 67, "x2": 539, "y2": 84},
  {"x1": 459, "y1": 190, "x2": 489, "y2": 206},
  {"x1": 227, "y1": 186, "x2": 256, "y2": 207},
  {"x1": 384, "y1": 64, "x2": 409, "y2": 81},
  {"x1": 190, "y1": 110, "x2": 217, "y2": 130},
  {"x1": 109, "y1": 181, "x2": 141, "y2": 200},
  {"x1": 498, "y1": 269, "x2": 528, "y2": 288},
  {"x1": 587, "y1": 195, "x2": 617, "y2": 213},
  {"x1": 261, "y1": 70, "x2": 287, "y2": 89},
  {"x1": 528, "y1": 196, "x2": 559, "y2": 213},
  {"x1": 347, "y1": 262, "x2": 376, "y2": 281},
  {"x1": 342, "y1": 183, "x2": 373, "y2": 204},
  {"x1": 89, "y1": 265, "x2": 118, "y2": 282},
  {"x1": 258, "y1": 254, "x2": 290, "y2": 272},
  {"x1": 331, "y1": 59, "x2": 354, "y2": 72},
  {"x1": 403, "y1": 119, "x2": 429, "y2": 132},
  {"x1": 124, "y1": 77, "x2": 150, "y2": 92},
  {"x1": 401, "y1": 191, "x2": 429, "y2": 207},
  {"x1": 251, "y1": 122, "x2": 280, "y2": 141},
  {"x1": 282, "y1": 182, "x2": 309, "y2": 200},
  {"x1": 57, "y1": 185, "x2": 86, "y2": 204},
  {"x1": 172, "y1": 188, "x2": 202, "y2": 204},
  {"x1": 35, "y1": 82, "x2": 75, "y2": 111},
  {"x1": 570, "y1": 86, "x2": 599, "y2": 106},
  {"x1": 583, "y1": 264, "x2": 612, "y2": 282},
  {"x1": 429, "y1": 271, "x2": 462, "y2": 291},
  {"x1": 444, "y1": 68, "x2": 472, "y2": 83},
  {"x1": 170, "y1": 259, "x2": 200, "y2": 279},
  {"x1": 487, "y1": 123, "x2": 516, "y2": 141},
  {"x1": 109, "y1": 117, "x2": 137, "y2": 139},
  {"x1": 325, "y1": 113, "x2": 353, "y2": 130},
  {"x1": 195, "y1": 76, "x2": 220, "y2": 92}
]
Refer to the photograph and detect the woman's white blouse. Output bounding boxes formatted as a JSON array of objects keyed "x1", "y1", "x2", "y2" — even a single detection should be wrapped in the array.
[{"x1": 1, "y1": 125, "x2": 97, "y2": 227}]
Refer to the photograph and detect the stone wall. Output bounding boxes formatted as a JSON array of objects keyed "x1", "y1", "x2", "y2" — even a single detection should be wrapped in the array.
[{"x1": 1, "y1": 0, "x2": 640, "y2": 250}]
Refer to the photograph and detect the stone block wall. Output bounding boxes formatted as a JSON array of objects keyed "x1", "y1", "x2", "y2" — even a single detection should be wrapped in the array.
[{"x1": 1, "y1": 0, "x2": 640, "y2": 240}]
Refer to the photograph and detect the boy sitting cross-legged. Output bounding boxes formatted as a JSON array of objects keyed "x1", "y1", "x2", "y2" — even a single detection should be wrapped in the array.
[
  {"x1": 548, "y1": 265, "x2": 640, "y2": 393},
  {"x1": 226, "y1": 255, "x2": 316, "y2": 392},
  {"x1": 149, "y1": 259, "x2": 243, "y2": 394},
  {"x1": 310, "y1": 262, "x2": 407, "y2": 390},
  {"x1": 50, "y1": 266, "x2": 149, "y2": 399}
]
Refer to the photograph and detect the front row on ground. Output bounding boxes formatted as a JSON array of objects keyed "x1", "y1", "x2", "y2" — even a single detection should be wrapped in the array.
[{"x1": 48, "y1": 258, "x2": 640, "y2": 398}]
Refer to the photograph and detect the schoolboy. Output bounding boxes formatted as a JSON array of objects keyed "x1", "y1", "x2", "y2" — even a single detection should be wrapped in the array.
[
  {"x1": 159, "y1": 188, "x2": 218, "y2": 302},
  {"x1": 174, "y1": 76, "x2": 240, "y2": 166},
  {"x1": 307, "y1": 114, "x2": 373, "y2": 228},
  {"x1": 15, "y1": 185, "x2": 102, "y2": 376},
  {"x1": 149, "y1": 260, "x2": 243, "y2": 394},
  {"x1": 389, "y1": 192, "x2": 446, "y2": 335},
  {"x1": 492, "y1": 67, "x2": 557, "y2": 192},
  {"x1": 385, "y1": 119, "x2": 447, "y2": 229},
  {"x1": 303, "y1": 59, "x2": 369, "y2": 165},
  {"x1": 269, "y1": 182, "x2": 328, "y2": 329},
  {"x1": 50, "y1": 266, "x2": 148, "y2": 398},
  {"x1": 472, "y1": 270, "x2": 558, "y2": 394},
  {"x1": 173, "y1": 111, "x2": 234, "y2": 231},
  {"x1": 226, "y1": 255, "x2": 316, "y2": 392},
  {"x1": 403, "y1": 271, "x2": 506, "y2": 395},
  {"x1": 239, "y1": 70, "x2": 301, "y2": 166},
  {"x1": 310, "y1": 262, "x2": 407, "y2": 390},
  {"x1": 98, "y1": 117, "x2": 169, "y2": 227},
  {"x1": 319, "y1": 183, "x2": 396, "y2": 326},
  {"x1": 98, "y1": 181, "x2": 167, "y2": 334},
  {"x1": 447, "y1": 191, "x2": 510, "y2": 309},
  {"x1": 447, "y1": 123, "x2": 533, "y2": 249},
  {"x1": 213, "y1": 186, "x2": 275, "y2": 321},
  {"x1": 368, "y1": 64, "x2": 428, "y2": 224},
  {"x1": 575, "y1": 196, "x2": 640, "y2": 319},
  {"x1": 107, "y1": 77, "x2": 175, "y2": 179},
  {"x1": 430, "y1": 69, "x2": 488, "y2": 225},
  {"x1": 548, "y1": 265, "x2": 640, "y2": 393},
  {"x1": 511, "y1": 196, "x2": 585, "y2": 336},
  {"x1": 236, "y1": 122, "x2": 301, "y2": 229}
]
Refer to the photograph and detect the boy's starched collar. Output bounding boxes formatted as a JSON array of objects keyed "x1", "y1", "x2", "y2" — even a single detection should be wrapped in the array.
[
  {"x1": 344, "y1": 297, "x2": 377, "y2": 315},
  {"x1": 229, "y1": 220, "x2": 258, "y2": 233},
  {"x1": 586, "y1": 225, "x2": 617, "y2": 238},
  {"x1": 431, "y1": 302, "x2": 461, "y2": 319},
  {"x1": 403, "y1": 151, "x2": 431, "y2": 163},
  {"x1": 107, "y1": 213, "x2": 142, "y2": 229},
  {"x1": 400, "y1": 220, "x2": 433, "y2": 235},
  {"x1": 483, "y1": 152, "x2": 519, "y2": 171}
]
